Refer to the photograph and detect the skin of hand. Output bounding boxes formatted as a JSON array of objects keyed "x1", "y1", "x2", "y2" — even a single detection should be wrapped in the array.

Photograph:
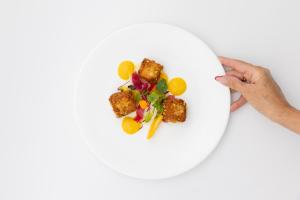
[{"x1": 215, "y1": 56, "x2": 300, "y2": 134}]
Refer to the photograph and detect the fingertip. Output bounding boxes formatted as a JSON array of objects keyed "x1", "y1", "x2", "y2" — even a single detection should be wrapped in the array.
[
  {"x1": 230, "y1": 104, "x2": 238, "y2": 112},
  {"x1": 230, "y1": 95, "x2": 247, "y2": 112},
  {"x1": 215, "y1": 75, "x2": 228, "y2": 85},
  {"x1": 214, "y1": 75, "x2": 223, "y2": 80}
]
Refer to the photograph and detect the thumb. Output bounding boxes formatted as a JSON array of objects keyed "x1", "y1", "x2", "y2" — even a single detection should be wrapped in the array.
[{"x1": 215, "y1": 75, "x2": 244, "y2": 92}]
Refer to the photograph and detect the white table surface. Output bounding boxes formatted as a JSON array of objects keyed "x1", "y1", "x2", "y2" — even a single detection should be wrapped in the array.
[{"x1": 1, "y1": 0, "x2": 300, "y2": 199}]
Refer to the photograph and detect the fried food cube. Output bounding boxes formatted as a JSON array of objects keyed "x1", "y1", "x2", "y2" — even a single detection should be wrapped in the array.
[
  {"x1": 162, "y1": 96, "x2": 187, "y2": 122},
  {"x1": 138, "y1": 58, "x2": 163, "y2": 83},
  {"x1": 109, "y1": 91, "x2": 137, "y2": 117}
]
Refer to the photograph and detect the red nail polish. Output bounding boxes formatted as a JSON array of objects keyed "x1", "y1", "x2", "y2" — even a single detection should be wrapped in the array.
[{"x1": 214, "y1": 75, "x2": 223, "y2": 80}]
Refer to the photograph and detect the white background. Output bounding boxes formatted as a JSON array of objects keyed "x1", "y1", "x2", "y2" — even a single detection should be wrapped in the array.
[{"x1": 1, "y1": 0, "x2": 300, "y2": 199}]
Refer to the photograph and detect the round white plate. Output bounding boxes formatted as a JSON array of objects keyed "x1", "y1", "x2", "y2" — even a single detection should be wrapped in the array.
[{"x1": 75, "y1": 23, "x2": 230, "y2": 180}]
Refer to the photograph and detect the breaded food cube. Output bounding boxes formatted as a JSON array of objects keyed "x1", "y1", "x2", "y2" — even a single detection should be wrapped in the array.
[
  {"x1": 138, "y1": 58, "x2": 163, "y2": 83},
  {"x1": 162, "y1": 96, "x2": 187, "y2": 122},
  {"x1": 109, "y1": 91, "x2": 137, "y2": 117}
]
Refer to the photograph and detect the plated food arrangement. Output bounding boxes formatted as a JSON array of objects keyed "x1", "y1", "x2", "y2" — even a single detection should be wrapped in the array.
[{"x1": 109, "y1": 58, "x2": 187, "y2": 139}]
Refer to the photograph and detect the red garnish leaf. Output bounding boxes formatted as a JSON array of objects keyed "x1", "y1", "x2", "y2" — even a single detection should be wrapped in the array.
[
  {"x1": 131, "y1": 72, "x2": 142, "y2": 90},
  {"x1": 134, "y1": 107, "x2": 145, "y2": 122},
  {"x1": 141, "y1": 82, "x2": 150, "y2": 90},
  {"x1": 149, "y1": 83, "x2": 156, "y2": 91},
  {"x1": 131, "y1": 72, "x2": 150, "y2": 91}
]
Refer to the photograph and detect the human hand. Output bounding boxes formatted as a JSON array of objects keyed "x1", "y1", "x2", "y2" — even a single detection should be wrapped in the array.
[{"x1": 215, "y1": 56, "x2": 291, "y2": 123}]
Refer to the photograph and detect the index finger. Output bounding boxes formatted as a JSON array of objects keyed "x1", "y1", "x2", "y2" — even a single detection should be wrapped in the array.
[{"x1": 218, "y1": 56, "x2": 255, "y2": 73}]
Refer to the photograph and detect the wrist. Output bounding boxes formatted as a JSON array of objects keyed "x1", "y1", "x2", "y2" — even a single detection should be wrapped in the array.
[
  {"x1": 272, "y1": 104, "x2": 293, "y2": 123},
  {"x1": 285, "y1": 106, "x2": 299, "y2": 117},
  {"x1": 276, "y1": 105, "x2": 300, "y2": 133}
]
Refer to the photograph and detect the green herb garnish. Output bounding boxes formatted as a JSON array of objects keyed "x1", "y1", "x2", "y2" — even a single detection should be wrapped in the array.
[
  {"x1": 156, "y1": 79, "x2": 168, "y2": 93},
  {"x1": 146, "y1": 82, "x2": 167, "y2": 116},
  {"x1": 147, "y1": 90, "x2": 160, "y2": 103},
  {"x1": 144, "y1": 111, "x2": 154, "y2": 123},
  {"x1": 133, "y1": 90, "x2": 141, "y2": 102},
  {"x1": 153, "y1": 101, "x2": 163, "y2": 114}
]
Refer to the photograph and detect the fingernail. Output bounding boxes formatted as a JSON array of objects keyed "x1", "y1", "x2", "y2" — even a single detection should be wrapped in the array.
[
  {"x1": 214, "y1": 75, "x2": 223, "y2": 80},
  {"x1": 215, "y1": 76, "x2": 227, "y2": 84}
]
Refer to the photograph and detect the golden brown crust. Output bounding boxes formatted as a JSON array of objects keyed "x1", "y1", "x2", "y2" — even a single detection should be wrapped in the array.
[
  {"x1": 162, "y1": 96, "x2": 187, "y2": 122},
  {"x1": 138, "y1": 58, "x2": 163, "y2": 83},
  {"x1": 109, "y1": 91, "x2": 137, "y2": 117}
]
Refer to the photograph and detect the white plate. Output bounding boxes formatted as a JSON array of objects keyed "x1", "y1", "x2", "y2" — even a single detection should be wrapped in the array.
[{"x1": 75, "y1": 23, "x2": 230, "y2": 180}]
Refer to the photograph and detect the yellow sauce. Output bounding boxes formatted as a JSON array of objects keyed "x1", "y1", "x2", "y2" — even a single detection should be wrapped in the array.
[
  {"x1": 118, "y1": 60, "x2": 135, "y2": 80},
  {"x1": 122, "y1": 117, "x2": 141, "y2": 134},
  {"x1": 168, "y1": 77, "x2": 187, "y2": 96}
]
